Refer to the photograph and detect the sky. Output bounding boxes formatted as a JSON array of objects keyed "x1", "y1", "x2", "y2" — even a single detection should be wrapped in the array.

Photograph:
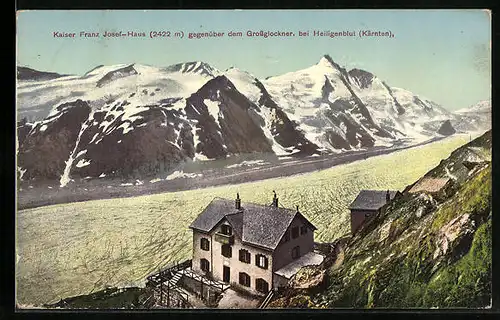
[{"x1": 16, "y1": 10, "x2": 491, "y2": 110}]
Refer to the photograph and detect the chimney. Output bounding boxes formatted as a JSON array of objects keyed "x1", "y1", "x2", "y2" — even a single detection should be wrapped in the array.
[
  {"x1": 272, "y1": 190, "x2": 278, "y2": 207},
  {"x1": 386, "y1": 190, "x2": 391, "y2": 203},
  {"x1": 235, "y1": 193, "x2": 241, "y2": 209},
  {"x1": 296, "y1": 205, "x2": 299, "y2": 213}
]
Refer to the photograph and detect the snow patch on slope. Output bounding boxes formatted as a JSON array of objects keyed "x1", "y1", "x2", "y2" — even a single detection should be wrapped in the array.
[
  {"x1": 204, "y1": 99, "x2": 222, "y2": 128},
  {"x1": 166, "y1": 170, "x2": 202, "y2": 180},
  {"x1": 75, "y1": 158, "x2": 91, "y2": 168},
  {"x1": 59, "y1": 110, "x2": 95, "y2": 187}
]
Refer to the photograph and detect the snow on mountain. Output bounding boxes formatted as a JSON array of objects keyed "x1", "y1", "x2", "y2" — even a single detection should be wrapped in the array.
[
  {"x1": 224, "y1": 67, "x2": 262, "y2": 102},
  {"x1": 263, "y1": 55, "x2": 352, "y2": 114},
  {"x1": 262, "y1": 55, "x2": 397, "y2": 150},
  {"x1": 16, "y1": 56, "x2": 490, "y2": 184},
  {"x1": 451, "y1": 100, "x2": 491, "y2": 134},
  {"x1": 225, "y1": 67, "x2": 319, "y2": 156},
  {"x1": 16, "y1": 62, "x2": 219, "y2": 122},
  {"x1": 262, "y1": 55, "x2": 459, "y2": 149},
  {"x1": 455, "y1": 99, "x2": 491, "y2": 114}
]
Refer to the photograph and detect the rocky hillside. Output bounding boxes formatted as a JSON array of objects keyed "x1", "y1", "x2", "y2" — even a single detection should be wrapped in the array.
[
  {"x1": 17, "y1": 66, "x2": 68, "y2": 81},
  {"x1": 269, "y1": 130, "x2": 492, "y2": 308},
  {"x1": 453, "y1": 100, "x2": 492, "y2": 133},
  {"x1": 16, "y1": 57, "x2": 490, "y2": 185}
]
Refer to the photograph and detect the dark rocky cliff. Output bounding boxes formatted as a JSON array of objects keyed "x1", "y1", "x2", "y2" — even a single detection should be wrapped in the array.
[
  {"x1": 269, "y1": 131, "x2": 492, "y2": 308},
  {"x1": 437, "y1": 119, "x2": 457, "y2": 136}
]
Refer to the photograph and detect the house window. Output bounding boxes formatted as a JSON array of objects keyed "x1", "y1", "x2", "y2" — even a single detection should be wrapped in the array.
[
  {"x1": 300, "y1": 225, "x2": 308, "y2": 235},
  {"x1": 291, "y1": 226, "x2": 299, "y2": 239},
  {"x1": 256, "y1": 278, "x2": 269, "y2": 294},
  {"x1": 292, "y1": 246, "x2": 300, "y2": 260},
  {"x1": 221, "y1": 244, "x2": 232, "y2": 258},
  {"x1": 221, "y1": 224, "x2": 232, "y2": 235},
  {"x1": 239, "y1": 272, "x2": 251, "y2": 287},
  {"x1": 200, "y1": 258, "x2": 210, "y2": 272},
  {"x1": 239, "y1": 249, "x2": 251, "y2": 264},
  {"x1": 283, "y1": 230, "x2": 290, "y2": 243},
  {"x1": 200, "y1": 238, "x2": 210, "y2": 251},
  {"x1": 255, "y1": 254, "x2": 268, "y2": 269}
]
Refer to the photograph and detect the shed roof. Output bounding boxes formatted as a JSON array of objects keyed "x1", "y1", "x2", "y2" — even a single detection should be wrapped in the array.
[
  {"x1": 274, "y1": 252, "x2": 325, "y2": 279},
  {"x1": 409, "y1": 177, "x2": 451, "y2": 194},
  {"x1": 348, "y1": 190, "x2": 397, "y2": 211},
  {"x1": 189, "y1": 197, "x2": 317, "y2": 251}
]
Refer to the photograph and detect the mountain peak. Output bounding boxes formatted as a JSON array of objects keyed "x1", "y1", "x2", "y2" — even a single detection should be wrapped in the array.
[
  {"x1": 319, "y1": 54, "x2": 336, "y2": 65},
  {"x1": 317, "y1": 55, "x2": 348, "y2": 73},
  {"x1": 96, "y1": 64, "x2": 138, "y2": 88},
  {"x1": 317, "y1": 55, "x2": 336, "y2": 67}
]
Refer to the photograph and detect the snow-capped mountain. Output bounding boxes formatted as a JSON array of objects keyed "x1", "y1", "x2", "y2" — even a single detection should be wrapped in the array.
[
  {"x1": 17, "y1": 62, "x2": 221, "y2": 122},
  {"x1": 456, "y1": 99, "x2": 491, "y2": 114},
  {"x1": 262, "y1": 55, "x2": 452, "y2": 149},
  {"x1": 452, "y1": 99, "x2": 491, "y2": 133},
  {"x1": 16, "y1": 56, "x2": 490, "y2": 184}
]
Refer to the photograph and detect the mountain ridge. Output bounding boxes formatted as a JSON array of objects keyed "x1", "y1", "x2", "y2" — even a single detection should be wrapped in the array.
[{"x1": 16, "y1": 56, "x2": 491, "y2": 185}]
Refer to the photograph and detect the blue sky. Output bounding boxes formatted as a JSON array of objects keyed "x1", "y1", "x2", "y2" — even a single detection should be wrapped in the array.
[{"x1": 17, "y1": 10, "x2": 491, "y2": 110}]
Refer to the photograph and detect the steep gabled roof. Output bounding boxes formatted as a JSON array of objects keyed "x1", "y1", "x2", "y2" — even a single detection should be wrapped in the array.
[
  {"x1": 348, "y1": 190, "x2": 397, "y2": 211},
  {"x1": 189, "y1": 198, "x2": 240, "y2": 233},
  {"x1": 189, "y1": 197, "x2": 317, "y2": 251},
  {"x1": 225, "y1": 212, "x2": 243, "y2": 238},
  {"x1": 241, "y1": 203, "x2": 297, "y2": 250}
]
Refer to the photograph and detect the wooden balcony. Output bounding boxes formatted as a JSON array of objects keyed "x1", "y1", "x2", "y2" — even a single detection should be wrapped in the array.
[{"x1": 214, "y1": 232, "x2": 234, "y2": 245}]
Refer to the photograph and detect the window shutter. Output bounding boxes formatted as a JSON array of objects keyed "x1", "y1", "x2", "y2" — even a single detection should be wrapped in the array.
[
  {"x1": 222, "y1": 244, "x2": 231, "y2": 258},
  {"x1": 239, "y1": 250, "x2": 250, "y2": 263},
  {"x1": 255, "y1": 254, "x2": 268, "y2": 269},
  {"x1": 200, "y1": 238, "x2": 209, "y2": 251}
]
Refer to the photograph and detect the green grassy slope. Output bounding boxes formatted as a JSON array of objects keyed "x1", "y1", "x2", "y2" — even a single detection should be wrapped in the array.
[{"x1": 272, "y1": 131, "x2": 492, "y2": 309}]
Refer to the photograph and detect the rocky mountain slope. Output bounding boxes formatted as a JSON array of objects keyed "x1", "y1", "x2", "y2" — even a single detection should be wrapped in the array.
[
  {"x1": 16, "y1": 57, "x2": 491, "y2": 185},
  {"x1": 269, "y1": 130, "x2": 491, "y2": 308},
  {"x1": 452, "y1": 100, "x2": 492, "y2": 133},
  {"x1": 41, "y1": 131, "x2": 492, "y2": 310}
]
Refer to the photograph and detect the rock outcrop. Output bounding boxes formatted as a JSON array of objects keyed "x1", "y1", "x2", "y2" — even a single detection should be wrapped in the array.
[
  {"x1": 437, "y1": 119, "x2": 456, "y2": 136},
  {"x1": 269, "y1": 130, "x2": 492, "y2": 309}
]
